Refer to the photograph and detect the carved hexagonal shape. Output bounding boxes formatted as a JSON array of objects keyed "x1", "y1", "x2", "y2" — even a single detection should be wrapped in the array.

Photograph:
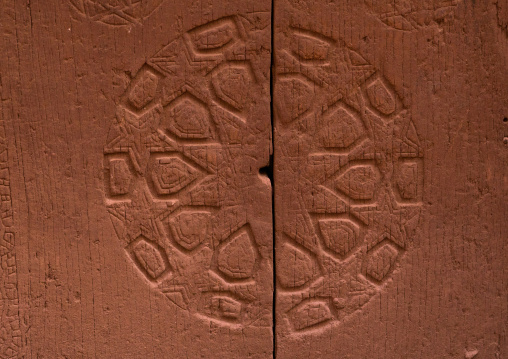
[
  {"x1": 128, "y1": 70, "x2": 159, "y2": 110},
  {"x1": 161, "y1": 94, "x2": 212, "y2": 139},
  {"x1": 318, "y1": 219, "x2": 361, "y2": 258},
  {"x1": 131, "y1": 236, "x2": 170, "y2": 280}
]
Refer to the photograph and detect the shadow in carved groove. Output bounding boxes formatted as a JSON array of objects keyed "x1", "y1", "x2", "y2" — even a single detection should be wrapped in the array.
[
  {"x1": 102, "y1": 14, "x2": 272, "y2": 329},
  {"x1": 275, "y1": 26, "x2": 424, "y2": 334}
]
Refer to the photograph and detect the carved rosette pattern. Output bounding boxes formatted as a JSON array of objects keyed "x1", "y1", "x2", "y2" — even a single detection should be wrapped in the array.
[
  {"x1": 103, "y1": 14, "x2": 272, "y2": 328},
  {"x1": 275, "y1": 27, "x2": 424, "y2": 333}
]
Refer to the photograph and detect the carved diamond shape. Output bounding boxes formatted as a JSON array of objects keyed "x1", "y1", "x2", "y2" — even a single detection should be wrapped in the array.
[
  {"x1": 150, "y1": 155, "x2": 200, "y2": 195},
  {"x1": 197, "y1": 292, "x2": 243, "y2": 324},
  {"x1": 319, "y1": 106, "x2": 364, "y2": 149}
]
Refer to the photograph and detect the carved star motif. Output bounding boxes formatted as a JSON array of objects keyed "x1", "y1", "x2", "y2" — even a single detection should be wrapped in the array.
[
  {"x1": 107, "y1": 186, "x2": 178, "y2": 245},
  {"x1": 104, "y1": 105, "x2": 179, "y2": 173},
  {"x1": 352, "y1": 187, "x2": 421, "y2": 250}
]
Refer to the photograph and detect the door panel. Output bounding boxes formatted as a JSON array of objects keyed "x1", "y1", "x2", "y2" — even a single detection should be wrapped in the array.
[{"x1": 273, "y1": 0, "x2": 507, "y2": 357}]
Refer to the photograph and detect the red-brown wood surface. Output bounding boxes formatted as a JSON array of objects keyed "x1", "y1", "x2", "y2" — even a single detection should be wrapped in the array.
[
  {"x1": 0, "y1": 1, "x2": 273, "y2": 358},
  {"x1": 0, "y1": 0, "x2": 507, "y2": 358},
  {"x1": 274, "y1": 0, "x2": 507, "y2": 358}
]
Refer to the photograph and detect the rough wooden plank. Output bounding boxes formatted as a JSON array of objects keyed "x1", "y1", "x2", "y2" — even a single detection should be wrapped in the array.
[
  {"x1": 1, "y1": 0, "x2": 507, "y2": 357},
  {"x1": 273, "y1": 0, "x2": 508, "y2": 357},
  {"x1": 0, "y1": 0, "x2": 273, "y2": 357}
]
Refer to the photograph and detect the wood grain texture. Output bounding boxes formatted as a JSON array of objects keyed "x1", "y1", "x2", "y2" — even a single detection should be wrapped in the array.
[
  {"x1": 0, "y1": 0, "x2": 272, "y2": 358},
  {"x1": 0, "y1": 0, "x2": 507, "y2": 358},
  {"x1": 274, "y1": 0, "x2": 507, "y2": 358}
]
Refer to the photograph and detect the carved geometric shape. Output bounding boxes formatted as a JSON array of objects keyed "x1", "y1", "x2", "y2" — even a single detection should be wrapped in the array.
[
  {"x1": 365, "y1": 242, "x2": 398, "y2": 282},
  {"x1": 365, "y1": 0, "x2": 460, "y2": 31},
  {"x1": 132, "y1": 237, "x2": 169, "y2": 280},
  {"x1": 162, "y1": 94, "x2": 212, "y2": 139},
  {"x1": 211, "y1": 296, "x2": 242, "y2": 319},
  {"x1": 210, "y1": 106, "x2": 245, "y2": 144},
  {"x1": 150, "y1": 155, "x2": 200, "y2": 195},
  {"x1": 74, "y1": 0, "x2": 164, "y2": 27},
  {"x1": 100, "y1": 14, "x2": 131, "y2": 26},
  {"x1": 283, "y1": 212, "x2": 319, "y2": 252},
  {"x1": 212, "y1": 64, "x2": 253, "y2": 110},
  {"x1": 287, "y1": 299, "x2": 333, "y2": 331},
  {"x1": 319, "y1": 105, "x2": 364, "y2": 148},
  {"x1": 274, "y1": 77, "x2": 314, "y2": 124},
  {"x1": 169, "y1": 211, "x2": 212, "y2": 251},
  {"x1": 276, "y1": 243, "x2": 318, "y2": 288},
  {"x1": 290, "y1": 33, "x2": 330, "y2": 61},
  {"x1": 198, "y1": 293, "x2": 243, "y2": 323},
  {"x1": 335, "y1": 165, "x2": 380, "y2": 200},
  {"x1": 147, "y1": 38, "x2": 182, "y2": 76},
  {"x1": 160, "y1": 284, "x2": 189, "y2": 310},
  {"x1": 96, "y1": 14, "x2": 273, "y2": 339},
  {"x1": 318, "y1": 219, "x2": 360, "y2": 257},
  {"x1": 305, "y1": 185, "x2": 348, "y2": 214},
  {"x1": 395, "y1": 161, "x2": 419, "y2": 200},
  {"x1": 82, "y1": 1, "x2": 108, "y2": 18},
  {"x1": 109, "y1": 158, "x2": 132, "y2": 195},
  {"x1": 403, "y1": 120, "x2": 422, "y2": 149},
  {"x1": 348, "y1": 48, "x2": 370, "y2": 66},
  {"x1": 113, "y1": 104, "x2": 162, "y2": 135},
  {"x1": 406, "y1": 120, "x2": 420, "y2": 145},
  {"x1": 217, "y1": 230, "x2": 256, "y2": 279},
  {"x1": 188, "y1": 18, "x2": 237, "y2": 52},
  {"x1": 182, "y1": 176, "x2": 220, "y2": 207},
  {"x1": 366, "y1": 78, "x2": 396, "y2": 115},
  {"x1": 128, "y1": 70, "x2": 158, "y2": 110}
]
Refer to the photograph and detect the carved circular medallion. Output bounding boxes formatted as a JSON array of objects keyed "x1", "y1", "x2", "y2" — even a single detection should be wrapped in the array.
[
  {"x1": 103, "y1": 14, "x2": 272, "y2": 328},
  {"x1": 274, "y1": 26, "x2": 424, "y2": 333}
]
